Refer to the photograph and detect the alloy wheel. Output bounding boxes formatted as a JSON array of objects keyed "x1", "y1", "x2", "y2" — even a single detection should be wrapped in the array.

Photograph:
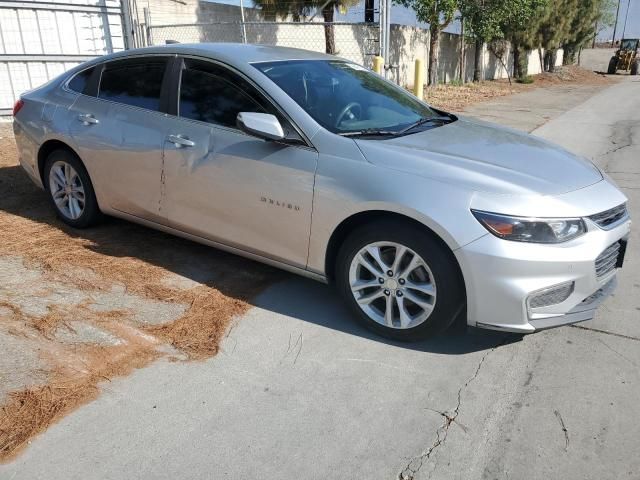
[
  {"x1": 48, "y1": 160, "x2": 86, "y2": 220},
  {"x1": 348, "y1": 241, "x2": 437, "y2": 329}
]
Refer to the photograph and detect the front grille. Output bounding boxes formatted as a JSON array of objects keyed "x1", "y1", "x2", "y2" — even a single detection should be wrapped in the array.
[
  {"x1": 595, "y1": 242, "x2": 621, "y2": 279},
  {"x1": 589, "y1": 204, "x2": 628, "y2": 229}
]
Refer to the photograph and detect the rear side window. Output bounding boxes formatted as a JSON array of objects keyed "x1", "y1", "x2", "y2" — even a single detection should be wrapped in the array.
[
  {"x1": 179, "y1": 59, "x2": 266, "y2": 127},
  {"x1": 98, "y1": 58, "x2": 167, "y2": 111},
  {"x1": 68, "y1": 67, "x2": 95, "y2": 95}
]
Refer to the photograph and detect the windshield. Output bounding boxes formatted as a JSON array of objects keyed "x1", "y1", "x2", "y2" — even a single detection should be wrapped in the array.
[
  {"x1": 253, "y1": 59, "x2": 444, "y2": 135},
  {"x1": 620, "y1": 39, "x2": 639, "y2": 50}
]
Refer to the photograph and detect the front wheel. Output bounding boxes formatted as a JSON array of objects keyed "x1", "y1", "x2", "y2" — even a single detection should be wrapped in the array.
[
  {"x1": 607, "y1": 56, "x2": 618, "y2": 74},
  {"x1": 631, "y1": 59, "x2": 639, "y2": 75},
  {"x1": 335, "y1": 220, "x2": 465, "y2": 341}
]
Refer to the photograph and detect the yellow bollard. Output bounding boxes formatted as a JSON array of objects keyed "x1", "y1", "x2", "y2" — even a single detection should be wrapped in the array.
[
  {"x1": 373, "y1": 56, "x2": 384, "y2": 75},
  {"x1": 414, "y1": 59, "x2": 424, "y2": 100}
]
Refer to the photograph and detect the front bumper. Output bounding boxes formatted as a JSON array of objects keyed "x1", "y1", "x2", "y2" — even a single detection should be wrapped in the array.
[{"x1": 455, "y1": 216, "x2": 631, "y2": 334}]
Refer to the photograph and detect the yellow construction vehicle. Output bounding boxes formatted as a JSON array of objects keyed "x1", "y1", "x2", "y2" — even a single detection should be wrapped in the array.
[{"x1": 608, "y1": 38, "x2": 639, "y2": 75}]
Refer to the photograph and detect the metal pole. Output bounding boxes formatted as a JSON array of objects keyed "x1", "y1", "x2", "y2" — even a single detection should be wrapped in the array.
[
  {"x1": 100, "y1": 0, "x2": 114, "y2": 54},
  {"x1": 621, "y1": 0, "x2": 631, "y2": 39},
  {"x1": 239, "y1": 0, "x2": 247, "y2": 43},
  {"x1": 379, "y1": 0, "x2": 385, "y2": 58},
  {"x1": 611, "y1": 0, "x2": 621, "y2": 46},
  {"x1": 120, "y1": 0, "x2": 134, "y2": 49},
  {"x1": 459, "y1": 15, "x2": 464, "y2": 82},
  {"x1": 143, "y1": 7, "x2": 152, "y2": 46},
  {"x1": 384, "y1": 0, "x2": 391, "y2": 78}
]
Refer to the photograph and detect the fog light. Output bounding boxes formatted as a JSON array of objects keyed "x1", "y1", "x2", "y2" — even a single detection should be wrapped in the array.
[{"x1": 527, "y1": 281, "x2": 575, "y2": 310}]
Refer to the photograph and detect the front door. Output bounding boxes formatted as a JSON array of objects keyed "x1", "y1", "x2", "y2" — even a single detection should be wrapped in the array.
[{"x1": 162, "y1": 58, "x2": 318, "y2": 268}]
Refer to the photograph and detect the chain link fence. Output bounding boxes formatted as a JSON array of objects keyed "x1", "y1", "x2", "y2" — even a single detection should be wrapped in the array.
[{"x1": 147, "y1": 22, "x2": 380, "y2": 68}]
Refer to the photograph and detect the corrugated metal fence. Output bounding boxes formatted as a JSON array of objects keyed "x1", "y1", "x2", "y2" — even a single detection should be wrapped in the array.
[{"x1": 0, "y1": 0, "x2": 127, "y2": 115}]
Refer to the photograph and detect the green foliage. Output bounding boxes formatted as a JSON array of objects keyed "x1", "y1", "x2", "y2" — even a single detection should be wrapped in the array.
[
  {"x1": 562, "y1": 0, "x2": 605, "y2": 63},
  {"x1": 596, "y1": 0, "x2": 617, "y2": 34},
  {"x1": 253, "y1": 0, "x2": 358, "y2": 20},
  {"x1": 516, "y1": 75, "x2": 534, "y2": 83},
  {"x1": 393, "y1": 0, "x2": 457, "y2": 28},
  {"x1": 458, "y1": 0, "x2": 510, "y2": 43},
  {"x1": 447, "y1": 78, "x2": 465, "y2": 86}
]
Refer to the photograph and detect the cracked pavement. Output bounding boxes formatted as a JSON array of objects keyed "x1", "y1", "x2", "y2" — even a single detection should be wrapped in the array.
[{"x1": 1, "y1": 76, "x2": 639, "y2": 480}]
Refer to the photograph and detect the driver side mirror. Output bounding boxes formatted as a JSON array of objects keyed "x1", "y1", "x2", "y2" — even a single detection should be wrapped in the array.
[{"x1": 236, "y1": 112, "x2": 285, "y2": 141}]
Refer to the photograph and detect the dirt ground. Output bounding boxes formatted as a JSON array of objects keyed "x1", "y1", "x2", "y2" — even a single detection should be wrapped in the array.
[
  {"x1": 425, "y1": 65, "x2": 614, "y2": 111},
  {"x1": 0, "y1": 63, "x2": 615, "y2": 460},
  {"x1": 0, "y1": 122, "x2": 280, "y2": 460}
]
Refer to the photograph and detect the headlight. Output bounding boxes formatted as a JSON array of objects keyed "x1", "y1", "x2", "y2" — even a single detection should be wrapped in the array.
[{"x1": 471, "y1": 210, "x2": 586, "y2": 243}]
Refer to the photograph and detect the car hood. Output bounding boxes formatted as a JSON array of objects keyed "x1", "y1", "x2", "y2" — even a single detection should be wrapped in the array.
[{"x1": 355, "y1": 117, "x2": 603, "y2": 196}]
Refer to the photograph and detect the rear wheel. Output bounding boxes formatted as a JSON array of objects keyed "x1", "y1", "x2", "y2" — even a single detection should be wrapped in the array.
[
  {"x1": 44, "y1": 149, "x2": 101, "y2": 228},
  {"x1": 631, "y1": 59, "x2": 639, "y2": 75},
  {"x1": 335, "y1": 220, "x2": 465, "y2": 341},
  {"x1": 607, "y1": 56, "x2": 618, "y2": 74}
]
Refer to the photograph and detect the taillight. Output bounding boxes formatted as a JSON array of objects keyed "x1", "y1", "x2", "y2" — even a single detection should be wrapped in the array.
[{"x1": 12, "y1": 99, "x2": 24, "y2": 116}]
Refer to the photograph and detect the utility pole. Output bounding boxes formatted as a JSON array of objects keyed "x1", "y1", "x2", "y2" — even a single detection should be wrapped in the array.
[
  {"x1": 621, "y1": 0, "x2": 631, "y2": 39},
  {"x1": 459, "y1": 16, "x2": 465, "y2": 82},
  {"x1": 239, "y1": 0, "x2": 247, "y2": 43},
  {"x1": 611, "y1": 0, "x2": 621, "y2": 46}
]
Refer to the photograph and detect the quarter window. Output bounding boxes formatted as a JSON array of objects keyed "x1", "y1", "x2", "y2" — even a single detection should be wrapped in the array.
[
  {"x1": 68, "y1": 67, "x2": 95, "y2": 95},
  {"x1": 179, "y1": 60, "x2": 266, "y2": 128},
  {"x1": 98, "y1": 58, "x2": 167, "y2": 111}
]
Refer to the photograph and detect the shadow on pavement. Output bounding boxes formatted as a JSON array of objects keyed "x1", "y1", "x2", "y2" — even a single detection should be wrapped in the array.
[
  {"x1": 0, "y1": 163, "x2": 521, "y2": 356},
  {"x1": 253, "y1": 274, "x2": 522, "y2": 354}
]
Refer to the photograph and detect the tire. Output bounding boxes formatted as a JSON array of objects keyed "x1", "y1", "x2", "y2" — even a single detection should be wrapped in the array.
[
  {"x1": 44, "y1": 149, "x2": 102, "y2": 228},
  {"x1": 335, "y1": 220, "x2": 465, "y2": 341},
  {"x1": 607, "y1": 56, "x2": 618, "y2": 74},
  {"x1": 631, "y1": 59, "x2": 639, "y2": 75}
]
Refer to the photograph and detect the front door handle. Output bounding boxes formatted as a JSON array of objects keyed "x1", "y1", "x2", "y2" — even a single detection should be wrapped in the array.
[
  {"x1": 78, "y1": 113, "x2": 99, "y2": 125},
  {"x1": 167, "y1": 134, "x2": 195, "y2": 148}
]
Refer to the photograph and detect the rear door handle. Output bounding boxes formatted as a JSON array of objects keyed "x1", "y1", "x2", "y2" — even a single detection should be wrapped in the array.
[
  {"x1": 77, "y1": 113, "x2": 99, "y2": 125},
  {"x1": 167, "y1": 134, "x2": 195, "y2": 148}
]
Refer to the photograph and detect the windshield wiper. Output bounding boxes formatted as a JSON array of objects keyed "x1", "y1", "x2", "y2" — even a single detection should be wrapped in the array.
[
  {"x1": 338, "y1": 128, "x2": 399, "y2": 138},
  {"x1": 397, "y1": 115, "x2": 454, "y2": 135}
]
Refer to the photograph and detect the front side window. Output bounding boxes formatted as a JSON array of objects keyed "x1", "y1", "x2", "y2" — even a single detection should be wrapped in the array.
[
  {"x1": 98, "y1": 58, "x2": 167, "y2": 111},
  {"x1": 254, "y1": 60, "x2": 447, "y2": 135},
  {"x1": 179, "y1": 59, "x2": 266, "y2": 128},
  {"x1": 68, "y1": 66, "x2": 95, "y2": 95}
]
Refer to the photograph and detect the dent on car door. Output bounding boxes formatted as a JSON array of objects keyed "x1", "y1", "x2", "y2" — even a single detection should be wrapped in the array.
[
  {"x1": 162, "y1": 58, "x2": 318, "y2": 268},
  {"x1": 68, "y1": 56, "x2": 171, "y2": 222}
]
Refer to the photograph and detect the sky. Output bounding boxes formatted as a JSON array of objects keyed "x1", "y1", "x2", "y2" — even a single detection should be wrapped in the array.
[
  {"x1": 209, "y1": 0, "x2": 639, "y2": 40},
  {"x1": 600, "y1": 0, "x2": 640, "y2": 41}
]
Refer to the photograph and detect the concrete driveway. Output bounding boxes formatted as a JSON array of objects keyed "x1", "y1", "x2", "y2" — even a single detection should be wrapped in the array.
[{"x1": 1, "y1": 77, "x2": 638, "y2": 480}]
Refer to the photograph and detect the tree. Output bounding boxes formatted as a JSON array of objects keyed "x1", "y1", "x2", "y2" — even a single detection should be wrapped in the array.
[
  {"x1": 458, "y1": 0, "x2": 510, "y2": 81},
  {"x1": 393, "y1": 0, "x2": 457, "y2": 85},
  {"x1": 562, "y1": 0, "x2": 616, "y2": 64},
  {"x1": 253, "y1": 0, "x2": 359, "y2": 54},
  {"x1": 500, "y1": 0, "x2": 547, "y2": 79},
  {"x1": 458, "y1": 0, "x2": 547, "y2": 82},
  {"x1": 534, "y1": 0, "x2": 578, "y2": 72}
]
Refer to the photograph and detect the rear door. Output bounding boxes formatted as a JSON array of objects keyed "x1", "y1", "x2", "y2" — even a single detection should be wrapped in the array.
[
  {"x1": 161, "y1": 57, "x2": 318, "y2": 268},
  {"x1": 68, "y1": 56, "x2": 171, "y2": 222}
]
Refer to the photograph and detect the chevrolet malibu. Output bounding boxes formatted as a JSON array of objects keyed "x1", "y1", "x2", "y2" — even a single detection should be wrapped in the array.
[{"x1": 12, "y1": 44, "x2": 631, "y2": 340}]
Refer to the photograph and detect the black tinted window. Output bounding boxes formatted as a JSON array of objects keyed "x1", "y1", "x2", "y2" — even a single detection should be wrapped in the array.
[
  {"x1": 98, "y1": 58, "x2": 167, "y2": 111},
  {"x1": 179, "y1": 60, "x2": 265, "y2": 127},
  {"x1": 68, "y1": 67, "x2": 94, "y2": 95}
]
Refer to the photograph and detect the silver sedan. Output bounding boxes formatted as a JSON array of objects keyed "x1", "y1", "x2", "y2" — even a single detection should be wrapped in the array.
[{"x1": 12, "y1": 44, "x2": 630, "y2": 340}]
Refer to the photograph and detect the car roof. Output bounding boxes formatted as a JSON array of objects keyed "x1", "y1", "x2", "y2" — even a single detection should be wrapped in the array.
[{"x1": 101, "y1": 43, "x2": 337, "y2": 65}]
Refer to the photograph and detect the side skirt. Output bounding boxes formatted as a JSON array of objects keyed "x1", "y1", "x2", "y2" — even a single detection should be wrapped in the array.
[{"x1": 105, "y1": 208, "x2": 329, "y2": 284}]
